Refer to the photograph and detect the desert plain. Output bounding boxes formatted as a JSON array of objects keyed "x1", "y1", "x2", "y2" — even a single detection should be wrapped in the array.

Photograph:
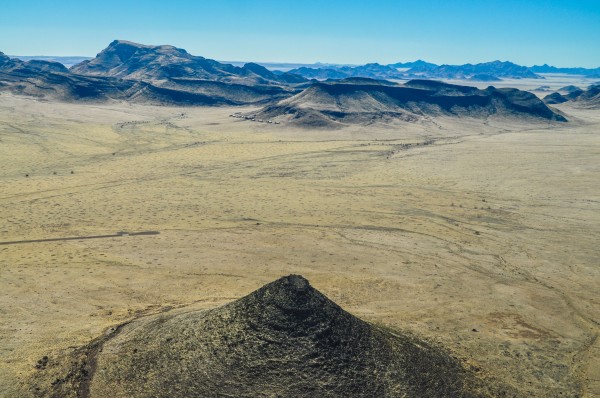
[{"x1": 0, "y1": 81, "x2": 599, "y2": 396}]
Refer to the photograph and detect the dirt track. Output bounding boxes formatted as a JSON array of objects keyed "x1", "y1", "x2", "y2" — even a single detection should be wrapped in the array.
[{"x1": 0, "y1": 231, "x2": 159, "y2": 246}]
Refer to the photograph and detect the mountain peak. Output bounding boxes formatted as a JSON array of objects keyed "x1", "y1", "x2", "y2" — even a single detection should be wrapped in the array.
[
  {"x1": 104, "y1": 40, "x2": 190, "y2": 58},
  {"x1": 231, "y1": 274, "x2": 341, "y2": 329},
  {"x1": 483, "y1": 60, "x2": 515, "y2": 66},
  {"x1": 69, "y1": 41, "x2": 302, "y2": 85},
  {"x1": 0, "y1": 52, "x2": 20, "y2": 69},
  {"x1": 246, "y1": 274, "x2": 320, "y2": 305},
  {"x1": 275, "y1": 274, "x2": 310, "y2": 291},
  {"x1": 108, "y1": 39, "x2": 147, "y2": 48},
  {"x1": 241, "y1": 62, "x2": 276, "y2": 78}
]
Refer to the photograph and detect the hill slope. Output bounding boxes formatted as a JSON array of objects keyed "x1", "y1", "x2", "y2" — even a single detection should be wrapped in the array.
[
  {"x1": 44, "y1": 275, "x2": 502, "y2": 398},
  {"x1": 256, "y1": 79, "x2": 566, "y2": 127},
  {"x1": 0, "y1": 49, "x2": 295, "y2": 105},
  {"x1": 71, "y1": 40, "x2": 305, "y2": 85},
  {"x1": 0, "y1": 51, "x2": 69, "y2": 74},
  {"x1": 544, "y1": 84, "x2": 600, "y2": 108}
]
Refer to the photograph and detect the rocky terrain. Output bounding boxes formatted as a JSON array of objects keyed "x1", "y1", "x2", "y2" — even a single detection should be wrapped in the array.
[
  {"x1": 1, "y1": 90, "x2": 598, "y2": 397},
  {"x1": 9, "y1": 48, "x2": 600, "y2": 86},
  {"x1": 288, "y1": 60, "x2": 543, "y2": 81},
  {"x1": 529, "y1": 64, "x2": 600, "y2": 76},
  {"x1": 71, "y1": 40, "x2": 305, "y2": 85},
  {"x1": 2, "y1": 43, "x2": 573, "y2": 127},
  {"x1": 289, "y1": 63, "x2": 405, "y2": 81},
  {"x1": 406, "y1": 61, "x2": 540, "y2": 80},
  {"x1": 36, "y1": 275, "x2": 504, "y2": 398},
  {"x1": 9, "y1": 56, "x2": 91, "y2": 68},
  {"x1": 544, "y1": 84, "x2": 600, "y2": 108},
  {"x1": 0, "y1": 44, "x2": 301, "y2": 105},
  {"x1": 255, "y1": 79, "x2": 566, "y2": 127},
  {"x1": 0, "y1": 52, "x2": 69, "y2": 74}
]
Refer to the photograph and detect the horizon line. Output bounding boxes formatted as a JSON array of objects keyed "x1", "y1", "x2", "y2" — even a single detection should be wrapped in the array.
[{"x1": 7, "y1": 54, "x2": 600, "y2": 70}]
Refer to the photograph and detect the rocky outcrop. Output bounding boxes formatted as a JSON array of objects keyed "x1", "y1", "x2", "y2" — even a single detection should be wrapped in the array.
[{"x1": 41, "y1": 275, "x2": 504, "y2": 397}]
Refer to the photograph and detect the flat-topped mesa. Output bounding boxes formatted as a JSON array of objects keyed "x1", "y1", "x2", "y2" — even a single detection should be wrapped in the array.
[
  {"x1": 70, "y1": 39, "x2": 196, "y2": 78},
  {"x1": 68, "y1": 40, "x2": 306, "y2": 86},
  {"x1": 255, "y1": 79, "x2": 567, "y2": 127},
  {"x1": 105, "y1": 39, "x2": 192, "y2": 58},
  {"x1": 0, "y1": 53, "x2": 68, "y2": 74}
]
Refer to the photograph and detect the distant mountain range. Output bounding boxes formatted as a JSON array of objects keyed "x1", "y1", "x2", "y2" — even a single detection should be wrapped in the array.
[
  {"x1": 11, "y1": 50, "x2": 600, "y2": 81},
  {"x1": 530, "y1": 64, "x2": 600, "y2": 76},
  {"x1": 287, "y1": 60, "x2": 600, "y2": 81},
  {"x1": 1, "y1": 40, "x2": 594, "y2": 126},
  {"x1": 8, "y1": 55, "x2": 91, "y2": 68}
]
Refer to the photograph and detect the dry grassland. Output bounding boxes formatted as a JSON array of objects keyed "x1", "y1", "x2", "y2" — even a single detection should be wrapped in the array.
[{"x1": 0, "y1": 92, "x2": 598, "y2": 396}]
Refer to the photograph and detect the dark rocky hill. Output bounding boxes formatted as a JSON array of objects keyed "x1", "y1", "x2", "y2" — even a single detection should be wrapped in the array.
[
  {"x1": 0, "y1": 51, "x2": 21, "y2": 69},
  {"x1": 0, "y1": 52, "x2": 69, "y2": 74},
  {"x1": 256, "y1": 79, "x2": 566, "y2": 127},
  {"x1": 41, "y1": 275, "x2": 504, "y2": 398},
  {"x1": 0, "y1": 67, "x2": 292, "y2": 106},
  {"x1": 0, "y1": 46, "x2": 296, "y2": 105},
  {"x1": 543, "y1": 92, "x2": 569, "y2": 105},
  {"x1": 572, "y1": 84, "x2": 600, "y2": 108},
  {"x1": 9, "y1": 55, "x2": 91, "y2": 68},
  {"x1": 558, "y1": 85, "x2": 582, "y2": 94},
  {"x1": 544, "y1": 84, "x2": 600, "y2": 108},
  {"x1": 579, "y1": 84, "x2": 600, "y2": 105}
]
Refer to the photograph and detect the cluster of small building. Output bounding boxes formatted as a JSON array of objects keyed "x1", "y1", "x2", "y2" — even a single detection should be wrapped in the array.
[{"x1": 229, "y1": 113, "x2": 280, "y2": 124}]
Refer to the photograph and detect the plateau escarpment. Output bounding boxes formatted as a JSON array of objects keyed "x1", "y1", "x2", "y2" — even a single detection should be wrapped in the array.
[{"x1": 255, "y1": 79, "x2": 566, "y2": 127}]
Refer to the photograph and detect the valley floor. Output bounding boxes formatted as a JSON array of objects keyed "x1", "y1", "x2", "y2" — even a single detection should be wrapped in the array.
[{"x1": 0, "y1": 94, "x2": 599, "y2": 397}]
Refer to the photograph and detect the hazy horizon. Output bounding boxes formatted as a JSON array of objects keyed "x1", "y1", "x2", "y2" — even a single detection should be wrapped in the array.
[
  {"x1": 7, "y1": 47, "x2": 600, "y2": 70},
  {"x1": 1, "y1": 1, "x2": 599, "y2": 68}
]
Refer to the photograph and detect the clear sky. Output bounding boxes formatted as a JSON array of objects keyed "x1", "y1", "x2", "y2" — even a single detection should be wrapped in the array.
[{"x1": 1, "y1": 0, "x2": 599, "y2": 67}]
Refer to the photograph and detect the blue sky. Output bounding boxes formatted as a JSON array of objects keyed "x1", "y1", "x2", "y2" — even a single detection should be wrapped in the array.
[{"x1": 1, "y1": 0, "x2": 599, "y2": 67}]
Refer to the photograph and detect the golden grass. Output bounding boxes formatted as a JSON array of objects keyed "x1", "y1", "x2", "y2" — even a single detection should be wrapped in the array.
[{"x1": 1, "y1": 92, "x2": 599, "y2": 396}]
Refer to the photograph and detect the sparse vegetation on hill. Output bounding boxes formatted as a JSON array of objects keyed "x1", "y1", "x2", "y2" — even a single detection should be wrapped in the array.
[
  {"x1": 71, "y1": 40, "x2": 306, "y2": 86},
  {"x1": 544, "y1": 84, "x2": 600, "y2": 108},
  {"x1": 255, "y1": 79, "x2": 566, "y2": 127},
  {"x1": 0, "y1": 43, "x2": 303, "y2": 105},
  {"x1": 43, "y1": 276, "x2": 503, "y2": 397}
]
